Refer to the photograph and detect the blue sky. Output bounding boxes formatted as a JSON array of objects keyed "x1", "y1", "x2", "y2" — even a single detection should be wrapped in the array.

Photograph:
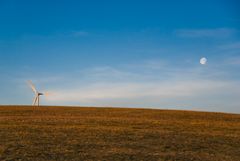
[{"x1": 0, "y1": 0, "x2": 240, "y2": 113}]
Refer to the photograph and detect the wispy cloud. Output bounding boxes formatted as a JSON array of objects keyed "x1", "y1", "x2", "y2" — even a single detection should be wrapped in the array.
[
  {"x1": 175, "y1": 28, "x2": 237, "y2": 38},
  {"x1": 217, "y1": 42, "x2": 240, "y2": 66},
  {"x1": 71, "y1": 31, "x2": 89, "y2": 37},
  {"x1": 40, "y1": 60, "x2": 240, "y2": 112},
  {"x1": 47, "y1": 80, "x2": 238, "y2": 102},
  {"x1": 219, "y1": 41, "x2": 240, "y2": 50},
  {"x1": 225, "y1": 56, "x2": 240, "y2": 66},
  {"x1": 80, "y1": 66, "x2": 139, "y2": 81}
]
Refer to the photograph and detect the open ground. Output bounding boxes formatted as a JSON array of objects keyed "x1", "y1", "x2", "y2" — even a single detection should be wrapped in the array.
[{"x1": 0, "y1": 106, "x2": 240, "y2": 161}]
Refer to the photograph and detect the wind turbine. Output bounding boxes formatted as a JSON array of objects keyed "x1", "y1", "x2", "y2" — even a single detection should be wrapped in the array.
[{"x1": 27, "y1": 81, "x2": 44, "y2": 106}]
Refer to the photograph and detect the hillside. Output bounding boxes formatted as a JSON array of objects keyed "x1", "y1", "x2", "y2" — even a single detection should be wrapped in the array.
[{"x1": 0, "y1": 106, "x2": 240, "y2": 161}]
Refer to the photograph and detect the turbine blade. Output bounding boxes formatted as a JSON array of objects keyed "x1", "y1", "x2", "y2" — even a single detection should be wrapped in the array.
[
  {"x1": 43, "y1": 91, "x2": 51, "y2": 96},
  {"x1": 32, "y1": 96, "x2": 38, "y2": 105},
  {"x1": 27, "y1": 80, "x2": 37, "y2": 94},
  {"x1": 38, "y1": 95, "x2": 40, "y2": 106}
]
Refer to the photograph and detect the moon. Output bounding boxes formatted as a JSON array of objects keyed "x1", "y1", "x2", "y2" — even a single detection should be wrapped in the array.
[{"x1": 200, "y1": 57, "x2": 207, "y2": 65}]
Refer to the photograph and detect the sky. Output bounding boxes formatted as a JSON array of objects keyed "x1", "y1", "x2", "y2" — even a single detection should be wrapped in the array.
[{"x1": 0, "y1": 0, "x2": 240, "y2": 113}]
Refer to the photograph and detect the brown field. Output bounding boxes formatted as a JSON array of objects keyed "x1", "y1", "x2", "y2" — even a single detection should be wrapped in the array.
[{"x1": 0, "y1": 106, "x2": 240, "y2": 161}]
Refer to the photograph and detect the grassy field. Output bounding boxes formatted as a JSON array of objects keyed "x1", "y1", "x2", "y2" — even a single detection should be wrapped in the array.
[{"x1": 0, "y1": 106, "x2": 240, "y2": 161}]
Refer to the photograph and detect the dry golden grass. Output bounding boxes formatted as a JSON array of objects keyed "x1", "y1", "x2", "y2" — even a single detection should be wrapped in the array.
[{"x1": 0, "y1": 106, "x2": 240, "y2": 161}]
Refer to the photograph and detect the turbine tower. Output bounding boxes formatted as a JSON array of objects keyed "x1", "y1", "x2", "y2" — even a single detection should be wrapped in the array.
[{"x1": 27, "y1": 81, "x2": 44, "y2": 106}]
